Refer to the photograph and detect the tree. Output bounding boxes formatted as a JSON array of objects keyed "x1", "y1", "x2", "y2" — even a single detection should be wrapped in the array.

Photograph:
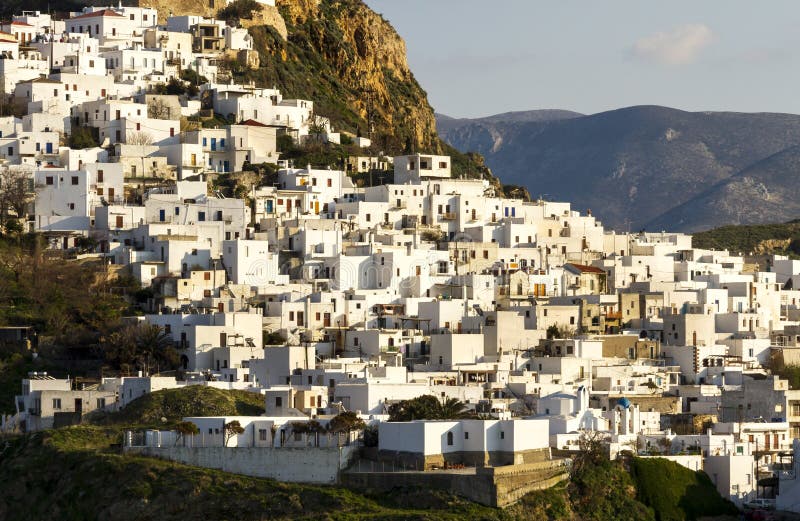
[
  {"x1": 0, "y1": 169, "x2": 31, "y2": 227},
  {"x1": 68, "y1": 126, "x2": 99, "y2": 149},
  {"x1": 547, "y1": 324, "x2": 576, "y2": 339},
  {"x1": 328, "y1": 411, "x2": 366, "y2": 446},
  {"x1": 103, "y1": 323, "x2": 179, "y2": 375},
  {"x1": 217, "y1": 0, "x2": 263, "y2": 22},
  {"x1": 223, "y1": 420, "x2": 245, "y2": 446},
  {"x1": 571, "y1": 430, "x2": 609, "y2": 476},
  {"x1": 174, "y1": 421, "x2": 199, "y2": 446},
  {"x1": 291, "y1": 419, "x2": 324, "y2": 446},
  {"x1": 126, "y1": 132, "x2": 153, "y2": 146},
  {"x1": 387, "y1": 395, "x2": 473, "y2": 422},
  {"x1": 147, "y1": 97, "x2": 172, "y2": 120},
  {"x1": 133, "y1": 323, "x2": 176, "y2": 374}
]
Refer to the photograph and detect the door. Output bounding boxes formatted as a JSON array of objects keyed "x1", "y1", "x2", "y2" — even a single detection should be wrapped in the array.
[
  {"x1": 115, "y1": 215, "x2": 123, "y2": 228},
  {"x1": 45, "y1": 142, "x2": 53, "y2": 153},
  {"x1": 74, "y1": 398, "x2": 82, "y2": 414},
  {"x1": 297, "y1": 311, "x2": 304, "y2": 326},
  {"x1": 159, "y1": 209, "x2": 165, "y2": 222},
  {"x1": 314, "y1": 201, "x2": 319, "y2": 215},
  {"x1": 190, "y1": 153, "x2": 197, "y2": 166},
  {"x1": 220, "y1": 332, "x2": 227, "y2": 347},
  {"x1": 323, "y1": 313, "x2": 331, "y2": 327},
  {"x1": 108, "y1": 188, "x2": 115, "y2": 201},
  {"x1": 223, "y1": 160, "x2": 229, "y2": 172},
  {"x1": 210, "y1": 138, "x2": 216, "y2": 151},
  {"x1": 266, "y1": 200, "x2": 273, "y2": 213}
]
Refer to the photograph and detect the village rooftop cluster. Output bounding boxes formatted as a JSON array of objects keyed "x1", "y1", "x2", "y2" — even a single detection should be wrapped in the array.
[{"x1": 2, "y1": 2, "x2": 800, "y2": 511}]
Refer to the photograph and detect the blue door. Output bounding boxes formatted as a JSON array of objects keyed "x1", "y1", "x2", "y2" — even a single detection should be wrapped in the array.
[
  {"x1": 210, "y1": 138, "x2": 217, "y2": 151},
  {"x1": 159, "y1": 209, "x2": 165, "y2": 222},
  {"x1": 45, "y1": 142, "x2": 53, "y2": 154},
  {"x1": 223, "y1": 160, "x2": 230, "y2": 172},
  {"x1": 266, "y1": 200, "x2": 273, "y2": 213}
]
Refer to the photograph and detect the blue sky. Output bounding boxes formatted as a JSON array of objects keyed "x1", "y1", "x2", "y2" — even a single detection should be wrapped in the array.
[{"x1": 364, "y1": 0, "x2": 800, "y2": 118}]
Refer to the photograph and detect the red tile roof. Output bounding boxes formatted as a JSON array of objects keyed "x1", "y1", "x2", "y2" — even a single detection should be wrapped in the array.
[
  {"x1": 70, "y1": 9, "x2": 124, "y2": 20},
  {"x1": 241, "y1": 119, "x2": 268, "y2": 127},
  {"x1": 565, "y1": 263, "x2": 606, "y2": 274},
  {"x1": 9, "y1": 21, "x2": 34, "y2": 27}
]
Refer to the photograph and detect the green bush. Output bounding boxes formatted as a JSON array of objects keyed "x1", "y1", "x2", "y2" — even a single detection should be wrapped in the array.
[
  {"x1": 68, "y1": 126, "x2": 99, "y2": 149},
  {"x1": 630, "y1": 457, "x2": 738, "y2": 521},
  {"x1": 217, "y1": 0, "x2": 263, "y2": 21}
]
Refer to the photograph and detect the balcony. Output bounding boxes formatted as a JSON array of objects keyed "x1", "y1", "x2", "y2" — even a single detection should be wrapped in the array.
[{"x1": 441, "y1": 212, "x2": 457, "y2": 220}]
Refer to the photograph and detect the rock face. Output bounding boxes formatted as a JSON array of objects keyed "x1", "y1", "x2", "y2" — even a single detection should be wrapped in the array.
[
  {"x1": 438, "y1": 106, "x2": 800, "y2": 232},
  {"x1": 239, "y1": 0, "x2": 439, "y2": 153}
]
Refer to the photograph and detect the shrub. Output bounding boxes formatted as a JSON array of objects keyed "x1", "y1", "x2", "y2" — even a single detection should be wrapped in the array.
[{"x1": 217, "y1": 0, "x2": 263, "y2": 22}]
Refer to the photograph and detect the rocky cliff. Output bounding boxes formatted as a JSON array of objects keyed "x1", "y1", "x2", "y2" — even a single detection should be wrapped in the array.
[
  {"x1": 236, "y1": 0, "x2": 439, "y2": 154},
  {"x1": 135, "y1": 0, "x2": 446, "y2": 155}
]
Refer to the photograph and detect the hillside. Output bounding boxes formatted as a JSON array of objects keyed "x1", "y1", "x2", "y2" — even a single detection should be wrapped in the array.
[
  {"x1": 437, "y1": 106, "x2": 800, "y2": 232},
  {"x1": 94, "y1": 386, "x2": 266, "y2": 426},
  {"x1": 0, "y1": 387, "x2": 738, "y2": 520},
  {"x1": 691, "y1": 220, "x2": 800, "y2": 256}
]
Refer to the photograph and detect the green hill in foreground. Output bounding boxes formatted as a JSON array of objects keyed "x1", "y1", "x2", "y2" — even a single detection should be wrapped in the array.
[
  {"x1": 0, "y1": 387, "x2": 738, "y2": 521},
  {"x1": 94, "y1": 386, "x2": 266, "y2": 427}
]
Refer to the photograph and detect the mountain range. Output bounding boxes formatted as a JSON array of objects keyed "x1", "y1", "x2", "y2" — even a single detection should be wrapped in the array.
[{"x1": 437, "y1": 106, "x2": 800, "y2": 232}]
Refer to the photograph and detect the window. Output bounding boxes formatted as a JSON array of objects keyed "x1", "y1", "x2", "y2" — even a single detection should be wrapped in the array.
[
  {"x1": 275, "y1": 396, "x2": 283, "y2": 407},
  {"x1": 97, "y1": 398, "x2": 106, "y2": 409},
  {"x1": 446, "y1": 432, "x2": 454, "y2": 446},
  {"x1": 464, "y1": 432, "x2": 469, "y2": 440},
  {"x1": 327, "y1": 179, "x2": 332, "y2": 187},
  {"x1": 259, "y1": 429, "x2": 268, "y2": 441},
  {"x1": 500, "y1": 431, "x2": 505, "y2": 440},
  {"x1": 52, "y1": 398, "x2": 62, "y2": 410},
  {"x1": 46, "y1": 176, "x2": 54, "y2": 185}
]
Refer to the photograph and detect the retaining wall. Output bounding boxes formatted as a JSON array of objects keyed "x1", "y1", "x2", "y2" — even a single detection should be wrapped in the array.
[{"x1": 126, "y1": 445, "x2": 358, "y2": 484}]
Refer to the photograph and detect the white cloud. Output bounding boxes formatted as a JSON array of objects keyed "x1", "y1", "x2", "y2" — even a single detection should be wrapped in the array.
[{"x1": 631, "y1": 24, "x2": 713, "y2": 65}]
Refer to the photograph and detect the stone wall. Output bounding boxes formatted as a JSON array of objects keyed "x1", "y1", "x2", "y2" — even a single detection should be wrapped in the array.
[
  {"x1": 126, "y1": 445, "x2": 357, "y2": 484},
  {"x1": 375, "y1": 447, "x2": 551, "y2": 470},
  {"x1": 341, "y1": 458, "x2": 570, "y2": 508}
]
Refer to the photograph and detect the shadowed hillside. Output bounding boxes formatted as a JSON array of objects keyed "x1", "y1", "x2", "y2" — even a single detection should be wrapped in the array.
[{"x1": 438, "y1": 106, "x2": 800, "y2": 231}]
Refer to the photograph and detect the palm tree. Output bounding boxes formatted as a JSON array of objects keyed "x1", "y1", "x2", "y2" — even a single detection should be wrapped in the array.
[
  {"x1": 134, "y1": 323, "x2": 174, "y2": 375},
  {"x1": 438, "y1": 397, "x2": 471, "y2": 419}
]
